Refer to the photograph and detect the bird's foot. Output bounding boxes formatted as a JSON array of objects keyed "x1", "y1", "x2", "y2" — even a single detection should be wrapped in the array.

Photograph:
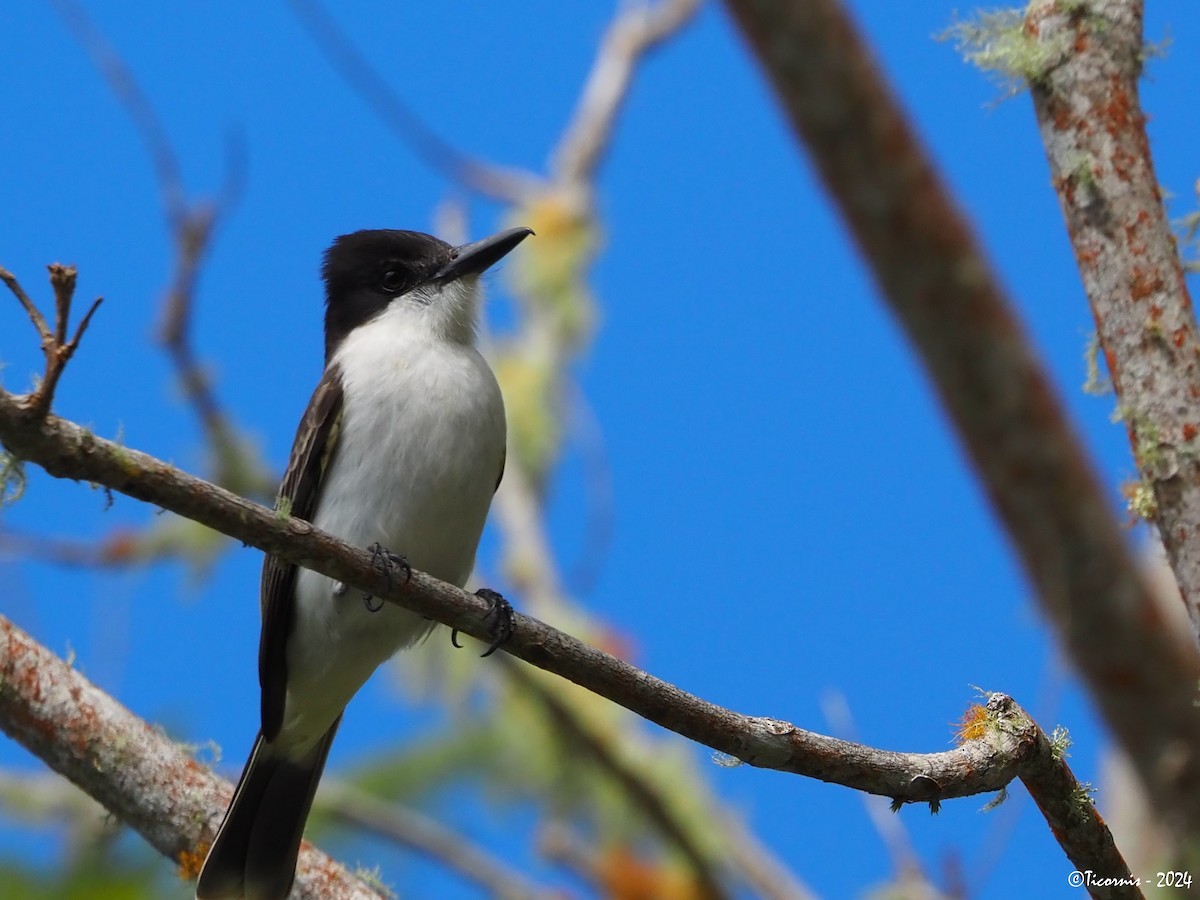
[
  {"x1": 451, "y1": 588, "x2": 514, "y2": 657},
  {"x1": 361, "y1": 542, "x2": 411, "y2": 612}
]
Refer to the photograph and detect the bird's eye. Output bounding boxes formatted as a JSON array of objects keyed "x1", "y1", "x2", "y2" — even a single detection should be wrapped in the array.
[{"x1": 380, "y1": 270, "x2": 404, "y2": 292}]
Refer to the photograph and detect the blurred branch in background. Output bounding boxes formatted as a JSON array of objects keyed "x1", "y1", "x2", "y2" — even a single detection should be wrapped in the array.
[
  {"x1": 19, "y1": 0, "x2": 274, "y2": 581},
  {"x1": 318, "y1": 781, "x2": 563, "y2": 900}
]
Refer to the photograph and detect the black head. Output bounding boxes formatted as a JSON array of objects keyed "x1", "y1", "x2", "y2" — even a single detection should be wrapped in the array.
[{"x1": 320, "y1": 227, "x2": 532, "y2": 361}]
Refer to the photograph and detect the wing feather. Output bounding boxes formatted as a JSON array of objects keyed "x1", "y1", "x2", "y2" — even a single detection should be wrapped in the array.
[{"x1": 259, "y1": 365, "x2": 344, "y2": 741}]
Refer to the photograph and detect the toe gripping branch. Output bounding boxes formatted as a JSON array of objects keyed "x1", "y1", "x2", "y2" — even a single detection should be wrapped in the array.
[
  {"x1": 452, "y1": 588, "x2": 515, "y2": 658},
  {"x1": 361, "y1": 542, "x2": 411, "y2": 612}
]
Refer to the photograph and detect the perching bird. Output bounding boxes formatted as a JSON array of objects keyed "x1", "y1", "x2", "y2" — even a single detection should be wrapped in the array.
[{"x1": 196, "y1": 226, "x2": 532, "y2": 900}]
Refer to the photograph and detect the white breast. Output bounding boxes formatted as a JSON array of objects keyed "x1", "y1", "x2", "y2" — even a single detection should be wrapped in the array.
[{"x1": 280, "y1": 304, "x2": 505, "y2": 751}]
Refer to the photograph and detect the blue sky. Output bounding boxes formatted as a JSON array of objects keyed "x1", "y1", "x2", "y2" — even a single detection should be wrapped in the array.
[{"x1": 3, "y1": 2, "x2": 1198, "y2": 898}]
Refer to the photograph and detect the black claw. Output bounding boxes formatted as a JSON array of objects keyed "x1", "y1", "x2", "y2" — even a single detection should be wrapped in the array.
[
  {"x1": 361, "y1": 542, "x2": 410, "y2": 612},
  {"x1": 450, "y1": 588, "x2": 515, "y2": 657}
]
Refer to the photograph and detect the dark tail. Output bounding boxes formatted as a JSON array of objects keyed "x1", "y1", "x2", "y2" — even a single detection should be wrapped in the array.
[{"x1": 196, "y1": 722, "x2": 340, "y2": 900}]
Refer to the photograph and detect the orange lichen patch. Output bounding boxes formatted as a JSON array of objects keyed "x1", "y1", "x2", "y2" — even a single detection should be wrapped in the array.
[
  {"x1": 177, "y1": 846, "x2": 207, "y2": 880},
  {"x1": 1074, "y1": 243, "x2": 1099, "y2": 268},
  {"x1": 1053, "y1": 101, "x2": 1073, "y2": 131},
  {"x1": 1102, "y1": 76, "x2": 1134, "y2": 133},
  {"x1": 597, "y1": 846, "x2": 701, "y2": 900},
  {"x1": 1130, "y1": 269, "x2": 1164, "y2": 302},
  {"x1": 1174, "y1": 327, "x2": 1189, "y2": 349},
  {"x1": 1184, "y1": 423, "x2": 1198, "y2": 443},
  {"x1": 955, "y1": 704, "x2": 991, "y2": 744}
]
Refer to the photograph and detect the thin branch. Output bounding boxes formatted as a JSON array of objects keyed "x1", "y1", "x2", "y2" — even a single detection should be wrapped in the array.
[
  {"x1": 502, "y1": 658, "x2": 728, "y2": 900},
  {"x1": 50, "y1": 0, "x2": 187, "y2": 227},
  {"x1": 721, "y1": 817, "x2": 817, "y2": 900},
  {"x1": 287, "y1": 0, "x2": 541, "y2": 203},
  {"x1": 0, "y1": 527, "x2": 150, "y2": 568},
  {"x1": 1016, "y1": 717, "x2": 1133, "y2": 900},
  {"x1": 551, "y1": 0, "x2": 701, "y2": 185},
  {"x1": 822, "y1": 692, "x2": 933, "y2": 890},
  {"x1": 720, "y1": 0, "x2": 1200, "y2": 849},
  {"x1": 0, "y1": 613, "x2": 384, "y2": 900},
  {"x1": 0, "y1": 388, "x2": 1136, "y2": 891},
  {"x1": 0, "y1": 265, "x2": 49, "y2": 338},
  {"x1": 562, "y1": 384, "x2": 615, "y2": 596},
  {"x1": 320, "y1": 782, "x2": 562, "y2": 900}
]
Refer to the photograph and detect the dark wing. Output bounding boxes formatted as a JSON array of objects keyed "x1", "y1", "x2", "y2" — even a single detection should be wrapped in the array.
[{"x1": 259, "y1": 364, "x2": 345, "y2": 741}]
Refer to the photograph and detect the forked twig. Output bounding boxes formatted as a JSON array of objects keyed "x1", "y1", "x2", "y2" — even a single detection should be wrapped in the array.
[{"x1": 0, "y1": 264, "x2": 102, "y2": 419}]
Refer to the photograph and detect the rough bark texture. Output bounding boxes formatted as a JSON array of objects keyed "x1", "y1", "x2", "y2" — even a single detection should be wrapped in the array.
[
  {"x1": 0, "y1": 615, "x2": 383, "y2": 899},
  {"x1": 720, "y1": 0, "x2": 1200, "y2": 844},
  {"x1": 1027, "y1": 1, "x2": 1200, "y2": 635}
]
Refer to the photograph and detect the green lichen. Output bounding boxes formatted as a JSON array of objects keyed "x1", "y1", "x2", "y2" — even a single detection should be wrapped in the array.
[
  {"x1": 1049, "y1": 724, "x2": 1072, "y2": 761},
  {"x1": 1068, "y1": 781, "x2": 1097, "y2": 822},
  {"x1": 352, "y1": 866, "x2": 396, "y2": 900},
  {"x1": 1126, "y1": 479, "x2": 1158, "y2": 521},
  {"x1": 939, "y1": 7, "x2": 1069, "y2": 96},
  {"x1": 0, "y1": 452, "x2": 26, "y2": 508},
  {"x1": 1082, "y1": 331, "x2": 1111, "y2": 396},
  {"x1": 981, "y1": 786, "x2": 1009, "y2": 812}
]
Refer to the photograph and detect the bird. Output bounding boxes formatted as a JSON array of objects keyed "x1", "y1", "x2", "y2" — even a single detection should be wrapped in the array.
[{"x1": 196, "y1": 225, "x2": 533, "y2": 900}]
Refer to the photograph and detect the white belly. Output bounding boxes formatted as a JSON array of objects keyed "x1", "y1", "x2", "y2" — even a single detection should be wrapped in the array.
[{"x1": 279, "y1": 328, "x2": 505, "y2": 751}]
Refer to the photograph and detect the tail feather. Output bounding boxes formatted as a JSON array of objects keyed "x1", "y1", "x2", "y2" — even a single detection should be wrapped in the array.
[{"x1": 197, "y1": 722, "x2": 340, "y2": 900}]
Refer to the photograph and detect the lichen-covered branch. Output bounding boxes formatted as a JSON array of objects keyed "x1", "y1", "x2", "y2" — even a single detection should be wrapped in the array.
[
  {"x1": 1022, "y1": 2, "x2": 1200, "y2": 638},
  {"x1": 0, "y1": 614, "x2": 384, "y2": 899},
  {"x1": 720, "y1": 0, "x2": 1200, "y2": 845}
]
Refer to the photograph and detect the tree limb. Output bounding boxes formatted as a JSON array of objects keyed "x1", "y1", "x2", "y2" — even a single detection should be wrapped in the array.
[
  {"x1": 1023, "y1": 1, "x2": 1200, "y2": 636},
  {"x1": 0, "y1": 613, "x2": 384, "y2": 900},
  {"x1": 0, "y1": 381, "x2": 1137, "y2": 894}
]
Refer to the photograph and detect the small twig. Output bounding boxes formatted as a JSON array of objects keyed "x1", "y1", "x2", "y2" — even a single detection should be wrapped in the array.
[
  {"x1": 287, "y1": 0, "x2": 541, "y2": 203},
  {"x1": 0, "y1": 265, "x2": 102, "y2": 419},
  {"x1": 0, "y1": 266, "x2": 51, "y2": 344},
  {"x1": 552, "y1": 0, "x2": 700, "y2": 185},
  {"x1": 320, "y1": 782, "x2": 563, "y2": 900}
]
